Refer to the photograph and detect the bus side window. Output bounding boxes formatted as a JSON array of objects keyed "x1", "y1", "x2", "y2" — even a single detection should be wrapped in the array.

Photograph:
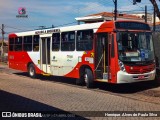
[
  {"x1": 33, "y1": 35, "x2": 39, "y2": 51},
  {"x1": 9, "y1": 38, "x2": 14, "y2": 51},
  {"x1": 23, "y1": 36, "x2": 32, "y2": 51},
  {"x1": 15, "y1": 37, "x2": 22, "y2": 51},
  {"x1": 61, "y1": 31, "x2": 75, "y2": 51},
  {"x1": 52, "y1": 33, "x2": 60, "y2": 51},
  {"x1": 76, "y1": 29, "x2": 93, "y2": 51}
]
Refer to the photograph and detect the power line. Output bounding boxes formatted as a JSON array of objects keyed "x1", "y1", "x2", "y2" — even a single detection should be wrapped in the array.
[
  {"x1": 5, "y1": 25, "x2": 26, "y2": 31},
  {"x1": 128, "y1": 0, "x2": 144, "y2": 10},
  {"x1": 54, "y1": 21, "x2": 77, "y2": 27},
  {"x1": 120, "y1": 9, "x2": 154, "y2": 13}
]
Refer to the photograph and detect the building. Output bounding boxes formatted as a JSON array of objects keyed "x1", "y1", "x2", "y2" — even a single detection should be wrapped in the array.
[
  {"x1": 75, "y1": 12, "x2": 144, "y2": 24},
  {"x1": 132, "y1": 13, "x2": 153, "y2": 24},
  {"x1": 75, "y1": 11, "x2": 160, "y2": 31}
]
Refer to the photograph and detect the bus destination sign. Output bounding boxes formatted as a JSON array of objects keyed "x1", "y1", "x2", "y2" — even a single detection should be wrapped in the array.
[
  {"x1": 115, "y1": 22, "x2": 150, "y2": 30},
  {"x1": 35, "y1": 29, "x2": 60, "y2": 35}
]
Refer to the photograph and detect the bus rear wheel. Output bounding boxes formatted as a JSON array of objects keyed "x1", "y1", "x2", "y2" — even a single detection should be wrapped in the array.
[
  {"x1": 28, "y1": 64, "x2": 36, "y2": 78},
  {"x1": 84, "y1": 68, "x2": 94, "y2": 88}
]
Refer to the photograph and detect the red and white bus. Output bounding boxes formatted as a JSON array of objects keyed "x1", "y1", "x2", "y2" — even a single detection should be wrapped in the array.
[{"x1": 8, "y1": 20, "x2": 156, "y2": 88}]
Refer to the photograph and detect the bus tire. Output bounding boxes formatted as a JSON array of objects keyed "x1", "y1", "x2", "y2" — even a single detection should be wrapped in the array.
[
  {"x1": 28, "y1": 64, "x2": 36, "y2": 78},
  {"x1": 84, "y1": 68, "x2": 94, "y2": 88}
]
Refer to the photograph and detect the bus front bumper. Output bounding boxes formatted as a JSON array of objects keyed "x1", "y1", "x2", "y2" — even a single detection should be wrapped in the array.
[{"x1": 117, "y1": 69, "x2": 156, "y2": 83}]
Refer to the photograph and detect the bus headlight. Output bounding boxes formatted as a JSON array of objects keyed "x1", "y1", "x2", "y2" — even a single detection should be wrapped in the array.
[{"x1": 118, "y1": 60, "x2": 126, "y2": 72}]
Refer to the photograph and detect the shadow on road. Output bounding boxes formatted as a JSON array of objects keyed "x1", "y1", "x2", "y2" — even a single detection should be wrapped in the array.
[
  {"x1": 14, "y1": 72, "x2": 160, "y2": 94},
  {"x1": 96, "y1": 81, "x2": 160, "y2": 94},
  {"x1": 14, "y1": 72, "x2": 77, "y2": 86},
  {"x1": 0, "y1": 90, "x2": 88, "y2": 120}
]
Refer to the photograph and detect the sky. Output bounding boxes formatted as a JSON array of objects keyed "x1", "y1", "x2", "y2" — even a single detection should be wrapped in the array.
[{"x1": 0, "y1": 0, "x2": 159, "y2": 39}]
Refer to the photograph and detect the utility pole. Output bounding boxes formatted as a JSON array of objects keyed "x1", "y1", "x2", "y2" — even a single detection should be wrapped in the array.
[
  {"x1": 113, "y1": 0, "x2": 117, "y2": 21},
  {"x1": 145, "y1": 5, "x2": 147, "y2": 23},
  {"x1": 1, "y1": 24, "x2": 4, "y2": 60},
  {"x1": 153, "y1": 7, "x2": 156, "y2": 32}
]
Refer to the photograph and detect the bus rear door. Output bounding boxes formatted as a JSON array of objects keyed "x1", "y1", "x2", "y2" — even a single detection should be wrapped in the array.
[{"x1": 40, "y1": 37, "x2": 51, "y2": 74}]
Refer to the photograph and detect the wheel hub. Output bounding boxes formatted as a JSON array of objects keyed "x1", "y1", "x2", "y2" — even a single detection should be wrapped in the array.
[
  {"x1": 84, "y1": 74, "x2": 88, "y2": 84},
  {"x1": 30, "y1": 67, "x2": 34, "y2": 76}
]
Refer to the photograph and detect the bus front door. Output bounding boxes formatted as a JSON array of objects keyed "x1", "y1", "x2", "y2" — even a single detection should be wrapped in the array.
[
  {"x1": 41, "y1": 37, "x2": 51, "y2": 74},
  {"x1": 95, "y1": 33, "x2": 110, "y2": 81}
]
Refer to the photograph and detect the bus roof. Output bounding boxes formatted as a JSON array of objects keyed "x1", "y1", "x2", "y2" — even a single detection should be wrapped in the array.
[
  {"x1": 10, "y1": 22, "x2": 104, "y2": 36},
  {"x1": 9, "y1": 20, "x2": 150, "y2": 37}
]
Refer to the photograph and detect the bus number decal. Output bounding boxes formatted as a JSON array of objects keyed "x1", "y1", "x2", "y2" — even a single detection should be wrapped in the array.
[{"x1": 85, "y1": 57, "x2": 94, "y2": 64}]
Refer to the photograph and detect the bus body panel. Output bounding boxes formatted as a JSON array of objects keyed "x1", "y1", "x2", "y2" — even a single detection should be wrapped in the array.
[
  {"x1": 9, "y1": 51, "x2": 28, "y2": 71},
  {"x1": 50, "y1": 51, "x2": 84, "y2": 77},
  {"x1": 63, "y1": 50, "x2": 94, "y2": 78},
  {"x1": 8, "y1": 51, "x2": 42, "y2": 74}
]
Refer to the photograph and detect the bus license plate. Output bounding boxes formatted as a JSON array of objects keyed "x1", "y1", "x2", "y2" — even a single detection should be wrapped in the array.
[{"x1": 138, "y1": 75, "x2": 145, "y2": 79}]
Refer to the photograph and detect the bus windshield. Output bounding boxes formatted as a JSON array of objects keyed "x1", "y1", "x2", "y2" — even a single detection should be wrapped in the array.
[{"x1": 117, "y1": 32, "x2": 154, "y2": 63}]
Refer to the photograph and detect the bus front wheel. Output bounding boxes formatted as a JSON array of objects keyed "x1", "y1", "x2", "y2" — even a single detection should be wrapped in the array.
[
  {"x1": 28, "y1": 64, "x2": 36, "y2": 78},
  {"x1": 84, "y1": 68, "x2": 94, "y2": 88}
]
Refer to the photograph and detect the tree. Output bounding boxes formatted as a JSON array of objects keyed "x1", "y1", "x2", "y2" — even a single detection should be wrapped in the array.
[{"x1": 150, "y1": 0, "x2": 160, "y2": 20}]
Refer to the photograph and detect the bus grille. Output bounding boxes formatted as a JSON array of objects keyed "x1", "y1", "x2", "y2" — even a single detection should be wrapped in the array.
[{"x1": 125, "y1": 64, "x2": 155, "y2": 74}]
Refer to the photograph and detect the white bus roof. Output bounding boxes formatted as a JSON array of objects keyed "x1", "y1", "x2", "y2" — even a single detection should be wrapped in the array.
[{"x1": 13, "y1": 22, "x2": 104, "y2": 36}]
